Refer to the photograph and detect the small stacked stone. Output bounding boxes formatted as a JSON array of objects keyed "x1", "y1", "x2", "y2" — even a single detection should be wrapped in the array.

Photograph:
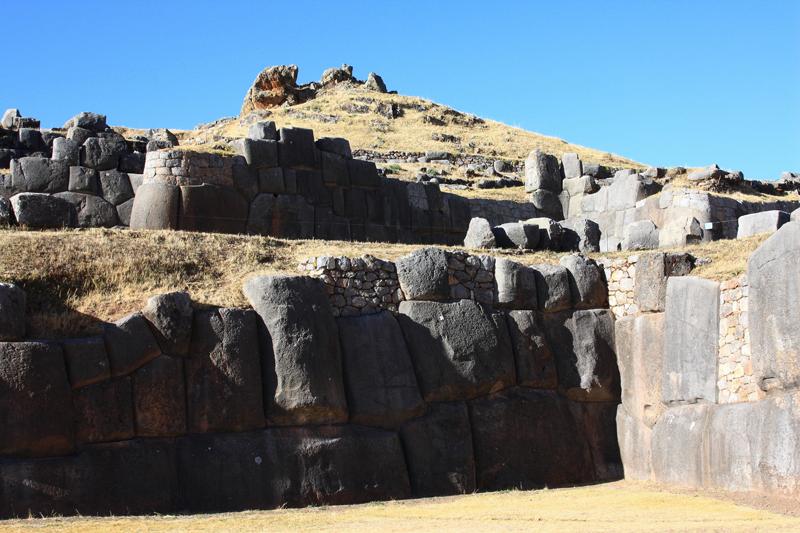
[
  {"x1": 298, "y1": 255, "x2": 401, "y2": 317},
  {"x1": 142, "y1": 150, "x2": 244, "y2": 187},
  {"x1": 601, "y1": 256, "x2": 638, "y2": 319},
  {"x1": 717, "y1": 275, "x2": 761, "y2": 403},
  {"x1": 447, "y1": 251, "x2": 495, "y2": 304}
]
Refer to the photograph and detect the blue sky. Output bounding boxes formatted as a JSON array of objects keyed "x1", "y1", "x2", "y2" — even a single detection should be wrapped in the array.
[{"x1": 3, "y1": 1, "x2": 798, "y2": 178}]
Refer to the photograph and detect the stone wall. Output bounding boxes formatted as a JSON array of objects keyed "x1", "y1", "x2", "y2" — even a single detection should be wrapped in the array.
[
  {"x1": 600, "y1": 256, "x2": 638, "y2": 319},
  {"x1": 616, "y1": 226, "x2": 800, "y2": 496},
  {"x1": 0, "y1": 248, "x2": 620, "y2": 518}
]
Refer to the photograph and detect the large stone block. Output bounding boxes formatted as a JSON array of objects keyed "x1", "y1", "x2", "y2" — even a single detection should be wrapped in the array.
[
  {"x1": 0, "y1": 283, "x2": 25, "y2": 341},
  {"x1": 492, "y1": 222, "x2": 539, "y2": 249},
  {"x1": 506, "y1": 310, "x2": 557, "y2": 388},
  {"x1": 397, "y1": 299, "x2": 515, "y2": 401},
  {"x1": 247, "y1": 193, "x2": 315, "y2": 238},
  {"x1": 495, "y1": 258, "x2": 537, "y2": 310},
  {"x1": 622, "y1": 220, "x2": 659, "y2": 250},
  {"x1": 52, "y1": 137, "x2": 79, "y2": 165},
  {"x1": 73, "y1": 377, "x2": 134, "y2": 444},
  {"x1": 524, "y1": 150, "x2": 563, "y2": 193},
  {"x1": 319, "y1": 150, "x2": 349, "y2": 186},
  {"x1": 142, "y1": 291, "x2": 193, "y2": 357},
  {"x1": 278, "y1": 127, "x2": 318, "y2": 169},
  {"x1": 133, "y1": 356, "x2": 186, "y2": 437},
  {"x1": 400, "y1": 402, "x2": 475, "y2": 497},
  {"x1": 663, "y1": 277, "x2": 719, "y2": 404},
  {"x1": 337, "y1": 311, "x2": 425, "y2": 428},
  {"x1": 562, "y1": 152, "x2": 583, "y2": 179},
  {"x1": 315, "y1": 137, "x2": 352, "y2": 158},
  {"x1": 179, "y1": 184, "x2": 249, "y2": 234},
  {"x1": 463, "y1": 217, "x2": 495, "y2": 249},
  {"x1": 737, "y1": 210, "x2": 790, "y2": 239},
  {"x1": 559, "y1": 254, "x2": 608, "y2": 309},
  {"x1": 560, "y1": 217, "x2": 601, "y2": 253},
  {"x1": 129, "y1": 182, "x2": 180, "y2": 230},
  {"x1": 104, "y1": 312, "x2": 162, "y2": 377},
  {"x1": 186, "y1": 308, "x2": 264, "y2": 433},
  {"x1": 348, "y1": 159, "x2": 381, "y2": 188},
  {"x1": 0, "y1": 439, "x2": 178, "y2": 518},
  {"x1": 81, "y1": 137, "x2": 125, "y2": 171},
  {"x1": 396, "y1": 247, "x2": 450, "y2": 301},
  {"x1": 98, "y1": 170, "x2": 133, "y2": 206},
  {"x1": 616, "y1": 404, "x2": 653, "y2": 481},
  {"x1": 634, "y1": 252, "x2": 667, "y2": 312},
  {"x1": 237, "y1": 138, "x2": 278, "y2": 167},
  {"x1": 615, "y1": 313, "x2": 665, "y2": 427},
  {"x1": 651, "y1": 403, "x2": 710, "y2": 488},
  {"x1": 570, "y1": 401, "x2": 623, "y2": 481},
  {"x1": 749, "y1": 222, "x2": 800, "y2": 391},
  {"x1": 54, "y1": 192, "x2": 118, "y2": 228},
  {"x1": 529, "y1": 189, "x2": 564, "y2": 219},
  {"x1": 10, "y1": 192, "x2": 74, "y2": 228},
  {"x1": 11, "y1": 157, "x2": 69, "y2": 192},
  {"x1": 543, "y1": 309, "x2": 619, "y2": 401},
  {"x1": 608, "y1": 173, "x2": 658, "y2": 211},
  {"x1": 0, "y1": 342, "x2": 74, "y2": 456},
  {"x1": 243, "y1": 276, "x2": 347, "y2": 425},
  {"x1": 61, "y1": 336, "x2": 110, "y2": 389},
  {"x1": 532, "y1": 264, "x2": 572, "y2": 312},
  {"x1": 469, "y1": 388, "x2": 594, "y2": 490}
]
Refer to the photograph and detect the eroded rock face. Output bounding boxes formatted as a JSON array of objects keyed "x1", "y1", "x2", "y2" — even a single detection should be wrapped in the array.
[{"x1": 241, "y1": 65, "x2": 304, "y2": 114}]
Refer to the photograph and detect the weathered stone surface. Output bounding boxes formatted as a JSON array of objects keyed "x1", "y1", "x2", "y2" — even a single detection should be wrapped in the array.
[
  {"x1": 61, "y1": 337, "x2": 110, "y2": 389},
  {"x1": 247, "y1": 193, "x2": 315, "y2": 238},
  {"x1": 81, "y1": 137, "x2": 124, "y2": 171},
  {"x1": 748, "y1": 222, "x2": 800, "y2": 391},
  {"x1": 492, "y1": 222, "x2": 539, "y2": 249},
  {"x1": 495, "y1": 258, "x2": 537, "y2": 309},
  {"x1": 337, "y1": 311, "x2": 424, "y2": 428},
  {"x1": 179, "y1": 184, "x2": 249, "y2": 234},
  {"x1": 737, "y1": 210, "x2": 790, "y2": 239},
  {"x1": 651, "y1": 403, "x2": 710, "y2": 488},
  {"x1": 186, "y1": 308, "x2": 264, "y2": 432},
  {"x1": 562, "y1": 176, "x2": 598, "y2": 196},
  {"x1": 54, "y1": 192, "x2": 118, "y2": 227},
  {"x1": 397, "y1": 299, "x2": 515, "y2": 401},
  {"x1": 469, "y1": 388, "x2": 594, "y2": 489},
  {"x1": 570, "y1": 401, "x2": 623, "y2": 481},
  {"x1": 103, "y1": 312, "x2": 162, "y2": 377},
  {"x1": 507, "y1": 310, "x2": 557, "y2": 388},
  {"x1": 278, "y1": 127, "x2": 317, "y2": 168},
  {"x1": 0, "y1": 439, "x2": 178, "y2": 518},
  {"x1": 348, "y1": 159, "x2": 381, "y2": 188},
  {"x1": 529, "y1": 189, "x2": 564, "y2": 219},
  {"x1": 396, "y1": 247, "x2": 450, "y2": 301},
  {"x1": 532, "y1": 264, "x2": 572, "y2": 312},
  {"x1": 11, "y1": 157, "x2": 69, "y2": 192},
  {"x1": 523, "y1": 217, "x2": 564, "y2": 250},
  {"x1": 243, "y1": 276, "x2": 347, "y2": 425},
  {"x1": 616, "y1": 404, "x2": 653, "y2": 481},
  {"x1": 524, "y1": 150, "x2": 563, "y2": 193},
  {"x1": 66, "y1": 126, "x2": 93, "y2": 146},
  {"x1": 238, "y1": 138, "x2": 278, "y2": 167},
  {"x1": 634, "y1": 252, "x2": 667, "y2": 312},
  {"x1": 559, "y1": 254, "x2": 608, "y2": 309},
  {"x1": 615, "y1": 314, "x2": 665, "y2": 427},
  {"x1": 133, "y1": 356, "x2": 186, "y2": 437},
  {"x1": 658, "y1": 216, "x2": 703, "y2": 248},
  {"x1": 319, "y1": 150, "x2": 349, "y2": 187},
  {"x1": 1, "y1": 108, "x2": 20, "y2": 129},
  {"x1": 142, "y1": 291, "x2": 193, "y2": 356},
  {"x1": 73, "y1": 377, "x2": 134, "y2": 444},
  {"x1": 64, "y1": 112, "x2": 107, "y2": 132},
  {"x1": 663, "y1": 276, "x2": 719, "y2": 404},
  {"x1": 0, "y1": 283, "x2": 25, "y2": 341},
  {"x1": 543, "y1": 309, "x2": 619, "y2": 402},
  {"x1": 247, "y1": 121, "x2": 278, "y2": 141},
  {"x1": 463, "y1": 217, "x2": 496, "y2": 249},
  {"x1": 0, "y1": 198, "x2": 11, "y2": 226},
  {"x1": 68, "y1": 165, "x2": 98, "y2": 194},
  {"x1": 129, "y1": 182, "x2": 179, "y2": 229},
  {"x1": 608, "y1": 173, "x2": 659, "y2": 211},
  {"x1": 400, "y1": 402, "x2": 475, "y2": 497},
  {"x1": 622, "y1": 220, "x2": 659, "y2": 250},
  {"x1": 98, "y1": 170, "x2": 133, "y2": 206},
  {"x1": 562, "y1": 152, "x2": 583, "y2": 179},
  {"x1": 316, "y1": 137, "x2": 352, "y2": 159},
  {"x1": 560, "y1": 217, "x2": 601, "y2": 253},
  {"x1": 0, "y1": 342, "x2": 74, "y2": 456},
  {"x1": 116, "y1": 198, "x2": 134, "y2": 226},
  {"x1": 52, "y1": 137, "x2": 79, "y2": 165}
]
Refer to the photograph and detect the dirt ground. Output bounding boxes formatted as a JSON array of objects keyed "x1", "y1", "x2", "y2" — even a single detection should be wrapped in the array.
[{"x1": 2, "y1": 481, "x2": 798, "y2": 532}]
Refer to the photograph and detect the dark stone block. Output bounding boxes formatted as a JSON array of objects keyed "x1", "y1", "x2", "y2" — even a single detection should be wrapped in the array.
[
  {"x1": 186, "y1": 308, "x2": 264, "y2": 433},
  {"x1": 569, "y1": 401, "x2": 623, "y2": 481},
  {"x1": 0, "y1": 342, "x2": 74, "y2": 457},
  {"x1": 129, "y1": 182, "x2": 179, "y2": 230},
  {"x1": 18, "y1": 128, "x2": 44, "y2": 152},
  {"x1": 320, "y1": 150, "x2": 349, "y2": 186},
  {"x1": 232, "y1": 163, "x2": 258, "y2": 201},
  {"x1": 315, "y1": 137, "x2": 352, "y2": 158},
  {"x1": 348, "y1": 159, "x2": 381, "y2": 188},
  {"x1": 9, "y1": 192, "x2": 75, "y2": 228},
  {"x1": 118, "y1": 152, "x2": 146, "y2": 174},
  {"x1": 397, "y1": 299, "x2": 516, "y2": 401},
  {"x1": 296, "y1": 169, "x2": 331, "y2": 206},
  {"x1": 239, "y1": 138, "x2": 278, "y2": 168},
  {"x1": 62, "y1": 336, "x2": 110, "y2": 388},
  {"x1": 247, "y1": 193, "x2": 314, "y2": 238},
  {"x1": 243, "y1": 276, "x2": 348, "y2": 426},
  {"x1": 68, "y1": 165, "x2": 99, "y2": 194},
  {"x1": 314, "y1": 206, "x2": 351, "y2": 241},
  {"x1": 11, "y1": 157, "x2": 69, "y2": 192},
  {"x1": 72, "y1": 377, "x2": 134, "y2": 444},
  {"x1": 258, "y1": 167, "x2": 284, "y2": 193},
  {"x1": 179, "y1": 183, "x2": 249, "y2": 234},
  {"x1": 81, "y1": 137, "x2": 125, "y2": 171},
  {"x1": 338, "y1": 311, "x2": 425, "y2": 428},
  {"x1": 507, "y1": 310, "x2": 558, "y2": 388},
  {"x1": 400, "y1": 402, "x2": 475, "y2": 497},
  {"x1": 469, "y1": 388, "x2": 595, "y2": 490},
  {"x1": 133, "y1": 356, "x2": 186, "y2": 437},
  {"x1": 103, "y1": 312, "x2": 162, "y2": 377},
  {"x1": 278, "y1": 127, "x2": 318, "y2": 168},
  {"x1": 142, "y1": 291, "x2": 193, "y2": 357}
]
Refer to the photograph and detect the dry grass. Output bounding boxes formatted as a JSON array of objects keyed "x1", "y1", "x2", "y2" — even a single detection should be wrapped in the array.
[
  {"x1": 2, "y1": 481, "x2": 798, "y2": 532},
  {"x1": 187, "y1": 84, "x2": 642, "y2": 170}
]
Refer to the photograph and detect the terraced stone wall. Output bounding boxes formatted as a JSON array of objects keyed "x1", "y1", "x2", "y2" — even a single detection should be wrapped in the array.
[{"x1": 0, "y1": 248, "x2": 620, "y2": 518}]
